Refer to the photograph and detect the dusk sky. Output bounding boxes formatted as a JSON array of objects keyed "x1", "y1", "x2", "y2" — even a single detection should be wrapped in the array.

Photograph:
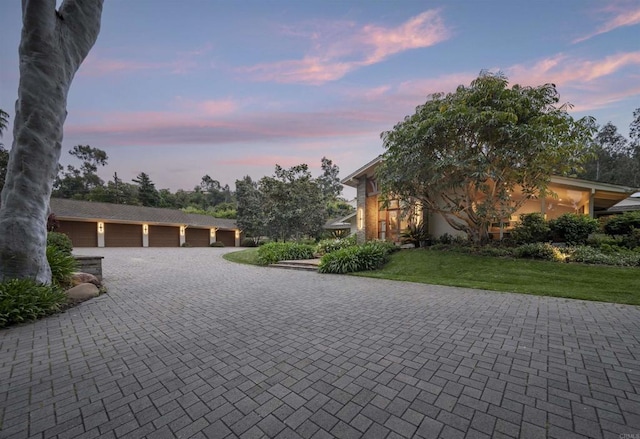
[{"x1": 1, "y1": 1, "x2": 639, "y2": 200}]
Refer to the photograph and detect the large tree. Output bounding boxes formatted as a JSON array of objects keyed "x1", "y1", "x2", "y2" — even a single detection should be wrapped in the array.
[
  {"x1": 132, "y1": 172, "x2": 160, "y2": 207},
  {"x1": 377, "y1": 72, "x2": 595, "y2": 244},
  {"x1": 235, "y1": 175, "x2": 266, "y2": 242},
  {"x1": 0, "y1": 0, "x2": 103, "y2": 283},
  {"x1": 53, "y1": 145, "x2": 108, "y2": 198},
  {"x1": 0, "y1": 110, "x2": 9, "y2": 194}
]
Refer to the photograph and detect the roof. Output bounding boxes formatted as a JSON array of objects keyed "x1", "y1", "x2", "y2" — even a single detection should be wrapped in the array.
[
  {"x1": 341, "y1": 156, "x2": 382, "y2": 187},
  {"x1": 49, "y1": 198, "x2": 237, "y2": 230}
]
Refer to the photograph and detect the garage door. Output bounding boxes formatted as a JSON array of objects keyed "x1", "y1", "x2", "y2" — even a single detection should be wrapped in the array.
[
  {"x1": 185, "y1": 228, "x2": 210, "y2": 247},
  {"x1": 149, "y1": 225, "x2": 180, "y2": 247},
  {"x1": 57, "y1": 220, "x2": 97, "y2": 247},
  {"x1": 105, "y1": 223, "x2": 142, "y2": 247},
  {"x1": 217, "y1": 230, "x2": 236, "y2": 247}
]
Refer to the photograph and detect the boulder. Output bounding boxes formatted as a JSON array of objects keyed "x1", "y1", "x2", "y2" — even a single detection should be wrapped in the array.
[
  {"x1": 66, "y1": 283, "x2": 100, "y2": 300},
  {"x1": 71, "y1": 272, "x2": 101, "y2": 287}
]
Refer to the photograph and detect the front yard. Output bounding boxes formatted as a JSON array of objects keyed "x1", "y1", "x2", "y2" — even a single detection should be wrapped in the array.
[{"x1": 225, "y1": 247, "x2": 640, "y2": 305}]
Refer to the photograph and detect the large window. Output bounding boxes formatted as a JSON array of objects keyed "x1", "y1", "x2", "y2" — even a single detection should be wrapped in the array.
[{"x1": 378, "y1": 199, "x2": 418, "y2": 242}]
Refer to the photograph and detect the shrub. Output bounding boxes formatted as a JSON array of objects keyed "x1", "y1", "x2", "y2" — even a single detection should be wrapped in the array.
[
  {"x1": 565, "y1": 245, "x2": 640, "y2": 266},
  {"x1": 475, "y1": 246, "x2": 514, "y2": 258},
  {"x1": 181, "y1": 242, "x2": 191, "y2": 247},
  {"x1": 510, "y1": 213, "x2": 550, "y2": 244},
  {"x1": 0, "y1": 279, "x2": 67, "y2": 328},
  {"x1": 549, "y1": 213, "x2": 599, "y2": 245},
  {"x1": 210, "y1": 242, "x2": 225, "y2": 247},
  {"x1": 316, "y1": 235, "x2": 357, "y2": 255},
  {"x1": 318, "y1": 241, "x2": 396, "y2": 274},
  {"x1": 401, "y1": 222, "x2": 429, "y2": 247},
  {"x1": 47, "y1": 232, "x2": 73, "y2": 255},
  {"x1": 241, "y1": 237, "x2": 262, "y2": 247},
  {"x1": 256, "y1": 242, "x2": 316, "y2": 265},
  {"x1": 603, "y1": 211, "x2": 640, "y2": 236},
  {"x1": 47, "y1": 246, "x2": 77, "y2": 288},
  {"x1": 514, "y1": 243, "x2": 563, "y2": 261}
]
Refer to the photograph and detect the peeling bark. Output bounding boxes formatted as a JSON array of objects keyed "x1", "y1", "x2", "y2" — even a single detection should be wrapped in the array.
[{"x1": 0, "y1": 0, "x2": 103, "y2": 283}]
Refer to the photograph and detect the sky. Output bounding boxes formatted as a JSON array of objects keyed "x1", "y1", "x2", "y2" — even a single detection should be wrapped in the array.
[{"x1": 1, "y1": 1, "x2": 639, "y2": 200}]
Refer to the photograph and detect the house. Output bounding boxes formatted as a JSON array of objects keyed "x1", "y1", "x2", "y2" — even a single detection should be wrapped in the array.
[
  {"x1": 606, "y1": 192, "x2": 640, "y2": 215},
  {"x1": 49, "y1": 198, "x2": 240, "y2": 248},
  {"x1": 341, "y1": 157, "x2": 639, "y2": 243}
]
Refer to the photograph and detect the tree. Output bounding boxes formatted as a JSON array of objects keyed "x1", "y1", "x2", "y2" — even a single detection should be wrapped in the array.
[
  {"x1": 260, "y1": 164, "x2": 327, "y2": 241},
  {"x1": 0, "y1": 0, "x2": 103, "y2": 283},
  {"x1": 53, "y1": 145, "x2": 108, "y2": 198},
  {"x1": 377, "y1": 72, "x2": 595, "y2": 244},
  {"x1": 317, "y1": 157, "x2": 343, "y2": 201},
  {"x1": 132, "y1": 172, "x2": 160, "y2": 207},
  {"x1": 0, "y1": 110, "x2": 9, "y2": 194},
  {"x1": 235, "y1": 176, "x2": 266, "y2": 242}
]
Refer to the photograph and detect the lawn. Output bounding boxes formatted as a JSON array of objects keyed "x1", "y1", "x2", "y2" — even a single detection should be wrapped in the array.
[
  {"x1": 223, "y1": 247, "x2": 259, "y2": 265},
  {"x1": 355, "y1": 248, "x2": 640, "y2": 305},
  {"x1": 224, "y1": 247, "x2": 640, "y2": 305}
]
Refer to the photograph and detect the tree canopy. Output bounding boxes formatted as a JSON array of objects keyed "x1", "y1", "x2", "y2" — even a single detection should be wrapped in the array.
[{"x1": 377, "y1": 72, "x2": 596, "y2": 244}]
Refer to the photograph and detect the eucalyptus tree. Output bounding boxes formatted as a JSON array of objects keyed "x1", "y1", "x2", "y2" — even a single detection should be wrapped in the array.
[
  {"x1": 377, "y1": 72, "x2": 595, "y2": 244},
  {"x1": 0, "y1": 0, "x2": 103, "y2": 283}
]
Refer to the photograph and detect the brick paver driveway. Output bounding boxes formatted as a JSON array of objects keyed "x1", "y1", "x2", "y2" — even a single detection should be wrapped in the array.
[{"x1": 1, "y1": 248, "x2": 639, "y2": 439}]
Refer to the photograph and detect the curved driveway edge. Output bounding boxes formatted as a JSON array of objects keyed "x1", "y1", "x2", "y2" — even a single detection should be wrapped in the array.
[{"x1": 1, "y1": 248, "x2": 639, "y2": 438}]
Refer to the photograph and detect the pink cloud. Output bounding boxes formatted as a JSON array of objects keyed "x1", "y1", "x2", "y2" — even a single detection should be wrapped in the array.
[
  {"x1": 574, "y1": 4, "x2": 640, "y2": 43},
  {"x1": 243, "y1": 10, "x2": 451, "y2": 85}
]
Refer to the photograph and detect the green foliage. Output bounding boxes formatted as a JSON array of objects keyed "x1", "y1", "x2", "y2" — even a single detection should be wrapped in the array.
[
  {"x1": 565, "y1": 246, "x2": 640, "y2": 266},
  {"x1": 181, "y1": 242, "x2": 191, "y2": 247},
  {"x1": 377, "y1": 71, "x2": 595, "y2": 244},
  {"x1": 316, "y1": 235, "x2": 357, "y2": 255},
  {"x1": 0, "y1": 279, "x2": 67, "y2": 328},
  {"x1": 210, "y1": 241, "x2": 225, "y2": 247},
  {"x1": 400, "y1": 222, "x2": 429, "y2": 247},
  {"x1": 549, "y1": 213, "x2": 599, "y2": 245},
  {"x1": 510, "y1": 213, "x2": 550, "y2": 244},
  {"x1": 46, "y1": 246, "x2": 77, "y2": 288},
  {"x1": 603, "y1": 211, "x2": 640, "y2": 236},
  {"x1": 241, "y1": 237, "x2": 260, "y2": 247},
  {"x1": 132, "y1": 172, "x2": 160, "y2": 207},
  {"x1": 256, "y1": 242, "x2": 316, "y2": 265},
  {"x1": 47, "y1": 232, "x2": 73, "y2": 255},
  {"x1": 514, "y1": 243, "x2": 562, "y2": 261},
  {"x1": 318, "y1": 241, "x2": 396, "y2": 274},
  {"x1": 236, "y1": 175, "x2": 267, "y2": 239}
]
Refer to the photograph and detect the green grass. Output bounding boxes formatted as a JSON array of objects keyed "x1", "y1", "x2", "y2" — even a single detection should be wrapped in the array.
[
  {"x1": 223, "y1": 247, "x2": 260, "y2": 265},
  {"x1": 354, "y1": 248, "x2": 640, "y2": 305},
  {"x1": 224, "y1": 247, "x2": 640, "y2": 305}
]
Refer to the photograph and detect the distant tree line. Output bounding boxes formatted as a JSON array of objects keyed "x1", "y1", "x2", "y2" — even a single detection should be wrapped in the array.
[{"x1": 578, "y1": 107, "x2": 640, "y2": 186}]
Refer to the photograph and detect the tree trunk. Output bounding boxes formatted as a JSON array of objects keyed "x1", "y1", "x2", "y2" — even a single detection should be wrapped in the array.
[{"x1": 0, "y1": 0, "x2": 103, "y2": 283}]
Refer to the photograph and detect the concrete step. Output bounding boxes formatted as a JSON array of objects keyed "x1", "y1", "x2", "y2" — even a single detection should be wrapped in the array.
[{"x1": 270, "y1": 259, "x2": 320, "y2": 272}]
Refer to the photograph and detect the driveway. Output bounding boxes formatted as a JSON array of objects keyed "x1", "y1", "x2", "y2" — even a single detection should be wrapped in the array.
[{"x1": 1, "y1": 248, "x2": 639, "y2": 439}]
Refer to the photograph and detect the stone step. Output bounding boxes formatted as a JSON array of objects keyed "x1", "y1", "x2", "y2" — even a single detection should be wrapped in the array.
[{"x1": 270, "y1": 259, "x2": 321, "y2": 272}]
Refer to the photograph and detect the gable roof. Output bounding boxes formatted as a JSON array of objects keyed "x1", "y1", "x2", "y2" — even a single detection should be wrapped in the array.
[{"x1": 49, "y1": 198, "x2": 237, "y2": 230}]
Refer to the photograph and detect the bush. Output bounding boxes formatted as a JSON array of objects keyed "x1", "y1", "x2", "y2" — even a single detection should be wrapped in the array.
[
  {"x1": 549, "y1": 213, "x2": 599, "y2": 245},
  {"x1": 181, "y1": 242, "x2": 191, "y2": 247},
  {"x1": 510, "y1": 213, "x2": 550, "y2": 244},
  {"x1": 256, "y1": 242, "x2": 316, "y2": 265},
  {"x1": 603, "y1": 211, "x2": 640, "y2": 236},
  {"x1": 318, "y1": 241, "x2": 396, "y2": 274},
  {"x1": 401, "y1": 222, "x2": 429, "y2": 247},
  {"x1": 0, "y1": 279, "x2": 67, "y2": 328},
  {"x1": 241, "y1": 237, "x2": 263, "y2": 247},
  {"x1": 210, "y1": 242, "x2": 225, "y2": 247},
  {"x1": 47, "y1": 246, "x2": 77, "y2": 288},
  {"x1": 316, "y1": 235, "x2": 357, "y2": 255},
  {"x1": 514, "y1": 243, "x2": 563, "y2": 261},
  {"x1": 47, "y1": 232, "x2": 73, "y2": 255},
  {"x1": 565, "y1": 245, "x2": 640, "y2": 266}
]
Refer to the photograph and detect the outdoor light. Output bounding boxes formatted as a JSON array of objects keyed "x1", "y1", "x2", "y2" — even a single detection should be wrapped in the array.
[
  {"x1": 143, "y1": 224, "x2": 149, "y2": 235},
  {"x1": 358, "y1": 208, "x2": 363, "y2": 230},
  {"x1": 210, "y1": 228, "x2": 216, "y2": 238},
  {"x1": 235, "y1": 230, "x2": 240, "y2": 239},
  {"x1": 180, "y1": 226, "x2": 186, "y2": 236},
  {"x1": 97, "y1": 222, "x2": 104, "y2": 234}
]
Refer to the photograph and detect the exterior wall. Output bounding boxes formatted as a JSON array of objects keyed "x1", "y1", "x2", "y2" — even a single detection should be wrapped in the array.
[
  {"x1": 217, "y1": 230, "x2": 236, "y2": 247},
  {"x1": 365, "y1": 194, "x2": 378, "y2": 241},
  {"x1": 105, "y1": 223, "x2": 142, "y2": 247},
  {"x1": 149, "y1": 225, "x2": 180, "y2": 247},
  {"x1": 57, "y1": 220, "x2": 98, "y2": 247},
  {"x1": 185, "y1": 228, "x2": 210, "y2": 247},
  {"x1": 355, "y1": 179, "x2": 367, "y2": 243},
  {"x1": 428, "y1": 212, "x2": 467, "y2": 239}
]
